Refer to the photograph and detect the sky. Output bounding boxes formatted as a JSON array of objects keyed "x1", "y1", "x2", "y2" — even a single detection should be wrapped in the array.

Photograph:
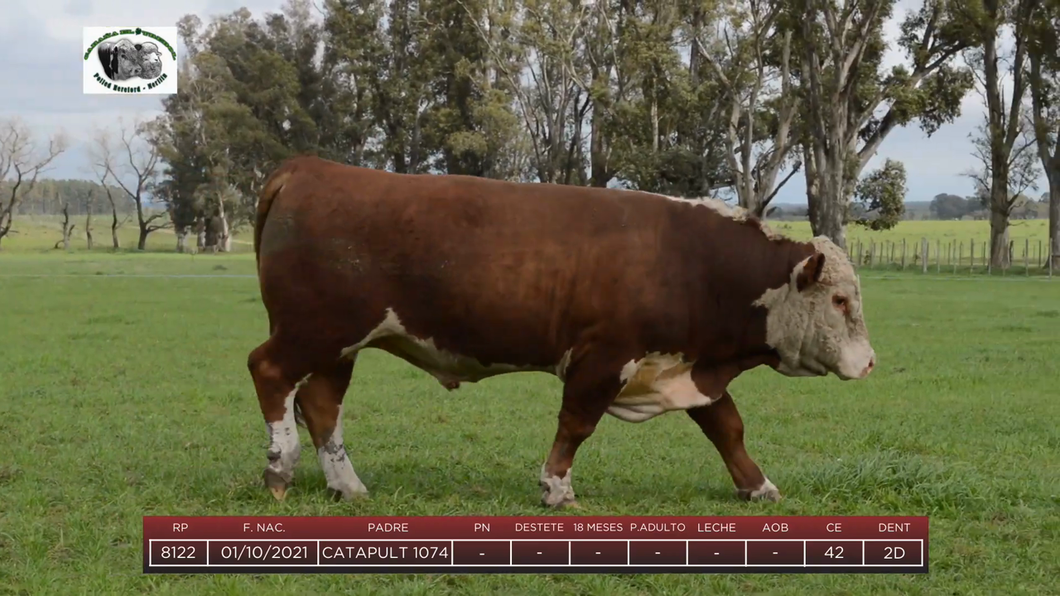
[{"x1": 0, "y1": 0, "x2": 1046, "y2": 205}]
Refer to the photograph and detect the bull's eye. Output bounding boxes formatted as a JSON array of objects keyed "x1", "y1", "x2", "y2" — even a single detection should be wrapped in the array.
[{"x1": 832, "y1": 295, "x2": 848, "y2": 311}]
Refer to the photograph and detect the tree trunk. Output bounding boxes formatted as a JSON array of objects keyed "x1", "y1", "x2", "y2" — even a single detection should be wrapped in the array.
[
  {"x1": 110, "y1": 206, "x2": 120, "y2": 250},
  {"x1": 809, "y1": 155, "x2": 849, "y2": 250},
  {"x1": 989, "y1": 206, "x2": 1011, "y2": 269},
  {"x1": 176, "y1": 228, "x2": 188, "y2": 253},
  {"x1": 1049, "y1": 173, "x2": 1060, "y2": 269},
  {"x1": 217, "y1": 199, "x2": 231, "y2": 253},
  {"x1": 86, "y1": 211, "x2": 94, "y2": 250},
  {"x1": 137, "y1": 225, "x2": 148, "y2": 251}
]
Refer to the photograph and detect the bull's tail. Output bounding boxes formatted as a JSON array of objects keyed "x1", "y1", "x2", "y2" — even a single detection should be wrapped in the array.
[{"x1": 254, "y1": 166, "x2": 293, "y2": 267}]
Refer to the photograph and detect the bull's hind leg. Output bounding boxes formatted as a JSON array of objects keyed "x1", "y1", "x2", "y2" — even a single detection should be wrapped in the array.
[
  {"x1": 686, "y1": 391, "x2": 780, "y2": 502},
  {"x1": 247, "y1": 336, "x2": 315, "y2": 500},
  {"x1": 295, "y1": 354, "x2": 369, "y2": 500}
]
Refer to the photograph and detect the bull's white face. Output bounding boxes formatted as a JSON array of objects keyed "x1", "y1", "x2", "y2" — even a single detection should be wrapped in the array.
[
  {"x1": 139, "y1": 44, "x2": 163, "y2": 79},
  {"x1": 755, "y1": 237, "x2": 876, "y2": 381}
]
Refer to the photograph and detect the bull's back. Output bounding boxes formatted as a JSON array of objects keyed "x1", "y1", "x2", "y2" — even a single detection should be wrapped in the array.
[{"x1": 255, "y1": 156, "x2": 696, "y2": 363}]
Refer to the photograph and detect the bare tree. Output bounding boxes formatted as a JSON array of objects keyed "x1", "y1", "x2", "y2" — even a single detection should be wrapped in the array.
[
  {"x1": 695, "y1": 0, "x2": 801, "y2": 217},
  {"x1": 466, "y1": 0, "x2": 593, "y2": 184},
  {"x1": 93, "y1": 118, "x2": 169, "y2": 250},
  {"x1": 85, "y1": 186, "x2": 95, "y2": 250},
  {"x1": 54, "y1": 201, "x2": 76, "y2": 251},
  {"x1": 88, "y1": 129, "x2": 131, "y2": 250},
  {"x1": 963, "y1": 117, "x2": 1041, "y2": 266},
  {"x1": 0, "y1": 117, "x2": 68, "y2": 248}
]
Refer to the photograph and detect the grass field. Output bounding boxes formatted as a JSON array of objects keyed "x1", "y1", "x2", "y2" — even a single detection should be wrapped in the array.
[
  {"x1": 2, "y1": 213, "x2": 1053, "y2": 256},
  {"x1": 1, "y1": 221, "x2": 1059, "y2": 595}
]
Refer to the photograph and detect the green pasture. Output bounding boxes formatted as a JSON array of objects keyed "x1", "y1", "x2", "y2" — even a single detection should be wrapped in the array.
[{"x1": 0, "y1": 221, "x2": 1058, "y2": 594}]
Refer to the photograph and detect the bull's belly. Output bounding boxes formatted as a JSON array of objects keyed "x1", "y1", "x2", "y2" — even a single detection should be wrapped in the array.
[
  {"x1": 373, "y1": 335, "x2": 547, "y2": 385},
  {"x1": 607, "y1": 353, "x2": 717, "y2": 422},
  {"x1": 340, "y1": 307, "x2": 552, "y2": 387}
]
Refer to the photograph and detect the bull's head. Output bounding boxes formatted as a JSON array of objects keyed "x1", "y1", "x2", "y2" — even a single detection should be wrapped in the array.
[
  {"x1": 756, "y1": 236, "x2": 875, "y2": 381},
  {"x1": 138, "y1": 42, "x2": 163, "y2": 79}
]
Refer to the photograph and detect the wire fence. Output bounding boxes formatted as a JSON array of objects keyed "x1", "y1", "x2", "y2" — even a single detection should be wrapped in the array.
[{"x1": 846, "y1": 237, "x2": 1055, "y2": 278}]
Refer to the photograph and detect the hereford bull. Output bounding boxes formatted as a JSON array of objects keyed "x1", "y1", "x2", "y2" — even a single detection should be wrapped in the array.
[{"x1": 248, "y1": 155, "x2": 875, "y2": 507}]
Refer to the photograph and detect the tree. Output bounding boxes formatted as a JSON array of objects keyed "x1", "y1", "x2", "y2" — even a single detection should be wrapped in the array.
[
  {"x1": 930, "y1": 192, "x2": 973, "y2": 219},
  {"x1": 94, "y1": 119, "x2": 169, "y2": 250},
  {"x1": 87, "y1": 132, "x2": 131, "y2": 250},
  {"x1": 600, "y1": 0, "x2": 733, "y2": 197},
  {"x1": 964, "y1": 118, "x2": 1041, "y2": 249},
  {"x1": 0, "y1": 117, "x2": 68, "y2": 248},
  {"x1": 1027, "y1": 0, "x2": 1060, "y2": 267},
  {"x1": 468, "y1": 0, "x2": 594, "y2": 184},
  {"x1": 788, "y1": 0, "x2": 974, "y2": 249},
  {"x1": 851, "y1": 158, "x2": 907, "y2": 230},
  {"x1": 84, "y1": 186, "x2": 96, "y2": 250},
  {"x1": 695, "y1": 0, "x2": 802, "y2": 216},
  {"x1": 963, "y1": 0, "x2": 1038, "y2": 267}
]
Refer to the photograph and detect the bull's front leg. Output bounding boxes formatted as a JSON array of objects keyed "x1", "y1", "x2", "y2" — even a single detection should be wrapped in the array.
[
  {"x1": 686, "y1": 391, "x2": 780, "y2": 502},
  {"x1": 539, "y1": 354, "x2": 624, "y2": 508}
]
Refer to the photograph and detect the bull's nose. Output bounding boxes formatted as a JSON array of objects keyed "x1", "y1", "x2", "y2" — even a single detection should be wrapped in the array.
[{"x1": 860, "y1": 356, "x2": 875, "y2": 378}]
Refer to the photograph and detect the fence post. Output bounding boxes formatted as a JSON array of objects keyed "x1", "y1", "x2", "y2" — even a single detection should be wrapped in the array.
[
  {"x1": 957, "y1": 242, "x2": 962, "y2": 274},
  {"x1": 901, "y1": 238, "x2": 907, "y2": 270},
  {"x1": 970, "y1": 239, "x2": 975, "y2": 273},
  {"x1": 1025, "y1": 238, "x2": 1030, "y2": 276},
  {"x1": 1038, "y1": 240, "x2": 1043, "y2": 268},
  {"x1": 922, "y1": 238, "x2": 928, "y2": 273},
  {"x1": 988, "y1": 240, "x2": 992, "y2": 275},
  {"x1": 936, "y1": 239, "x2": 941, "y2": 273},
  {"x1": 870, "y1": 241, "x2": 876, "y2": 268}
]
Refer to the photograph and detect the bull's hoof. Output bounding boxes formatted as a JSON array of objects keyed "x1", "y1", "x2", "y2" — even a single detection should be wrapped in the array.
[
  {"x1": 264, "y1": 467, "x2": 292, "y2": 501},
  {"x1": 328, "y1": 485, "x2": 370, "y2": 502},
  {"x1": 539, "y1": 465, "x2": 577, "y2": 509},
  {"x1": 738, "y1": 478, "x2": 781, "y2": 503},
  {"x1": 541, "y1": 490, "x2": 578, "y2": 509}
]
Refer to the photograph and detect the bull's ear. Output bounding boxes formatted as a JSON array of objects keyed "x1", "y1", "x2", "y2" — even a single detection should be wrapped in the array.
[{"x1": 795, "y1": 251, "x2": 825, "y2": 292}]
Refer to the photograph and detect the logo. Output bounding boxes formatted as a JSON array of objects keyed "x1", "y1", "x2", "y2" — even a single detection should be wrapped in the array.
[{"x1": 83, "y1": 27, "x2": 178, "y2": 95}]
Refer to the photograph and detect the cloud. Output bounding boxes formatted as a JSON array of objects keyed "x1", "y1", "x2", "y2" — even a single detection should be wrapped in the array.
[{"x1": 63, "y1": 0, "x2": 93, "y2": 17}]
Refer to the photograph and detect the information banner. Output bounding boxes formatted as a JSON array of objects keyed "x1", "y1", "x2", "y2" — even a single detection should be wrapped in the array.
[{"x1": 143, "y1": 516, "x2": 928, "y2": 574}]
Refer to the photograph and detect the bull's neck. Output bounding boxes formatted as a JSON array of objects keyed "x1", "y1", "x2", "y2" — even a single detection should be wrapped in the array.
[{"x1": 699, "y1": 235, "x2": 816, "y2": 369}]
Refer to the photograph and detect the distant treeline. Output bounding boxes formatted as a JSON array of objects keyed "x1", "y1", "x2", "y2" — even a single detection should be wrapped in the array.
[
  {"x1": 769, "y1": 192, "x2": 1050, "y2": 222},
  {"x1": 2, "y1": 179, "x2": 137, "y2": 217},
  {"x1": 13, "y1": 180, "x2": 1052, "y2": 223}
]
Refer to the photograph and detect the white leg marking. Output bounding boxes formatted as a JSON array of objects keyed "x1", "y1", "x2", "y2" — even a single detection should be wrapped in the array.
[
  {"x1": 539, "y1": 463, "x2": 576, "y2": 507},
  {"x1": 318, "y1": 404, "x2": 369, "y2": 499},
  {"x1": 265, "y1": 375, "x2": 308, "y2": 485},
  {"x1": 742, "y1": 477, "x2": 781, "y2": 502}
]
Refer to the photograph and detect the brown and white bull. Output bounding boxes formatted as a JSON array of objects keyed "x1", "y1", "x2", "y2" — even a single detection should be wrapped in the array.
[{"x1": 247, "y1": 156, "x2": 875, "y2": 507}]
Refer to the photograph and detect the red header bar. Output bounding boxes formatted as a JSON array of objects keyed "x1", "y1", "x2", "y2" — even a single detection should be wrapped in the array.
[{"x1": 144, "y1": 516, "x2": 927, "y2": 541}]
